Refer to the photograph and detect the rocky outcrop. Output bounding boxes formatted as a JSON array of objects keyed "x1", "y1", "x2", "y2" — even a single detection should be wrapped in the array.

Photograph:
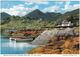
[
  {"x1": 28, "y1": 36, "x2": 79, "y2": 54},
  {"x1": 32, "y1": 28, "x2": 76, "y2": 45}
]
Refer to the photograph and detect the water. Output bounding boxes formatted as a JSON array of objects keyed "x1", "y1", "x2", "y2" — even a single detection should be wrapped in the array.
[
  {"x1": 1, "y1": 37, "x2": 40, "y2": 54},
  {"x1": 3, "y1": 30, "x2": 17, "y2": 32},
  {"x1": 0, "y1": 31, "x2": 43, "y2": 54}
]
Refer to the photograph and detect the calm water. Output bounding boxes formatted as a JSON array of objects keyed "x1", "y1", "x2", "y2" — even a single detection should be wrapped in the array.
[
  {"x1": 0, "y1": 31, "x2": 42, "y2": 54},
  {"x1": 3, "y1": 30, "x2": 17, "y2": 32}
]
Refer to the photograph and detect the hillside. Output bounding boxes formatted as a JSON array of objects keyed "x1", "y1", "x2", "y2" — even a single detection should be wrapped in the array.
[
  {"x1": 1, "y1": 16, "x2": 54, "y2": 29},
  {"x1": 54, "y1": 9, "x2": 79, "y2": 26},
  {"x1": 45, "y1": 12, "x2": 61, "y2": 20},
  {"x1": 1, "y1": 12, "x2": 11, "y2": 20}
]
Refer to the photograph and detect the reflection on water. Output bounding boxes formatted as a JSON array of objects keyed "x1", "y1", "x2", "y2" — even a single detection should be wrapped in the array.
[
  {"x1": 1, "y1": 38, "x2": 44, "y2": 54},
  {"x1": 2, "y1": 40, "x2": 42, "y2": 48},
  {"x1": 1, "y1": 31, "x2": 44, "y2": 54}
]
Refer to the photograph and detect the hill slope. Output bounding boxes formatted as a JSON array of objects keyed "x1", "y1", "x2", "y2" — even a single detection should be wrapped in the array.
[
  {"x1": 57, "y1": 9, "x2": 79, "y2": 20},
  {"x1": 1, "y1": 12, "x2": 11, "y2": 20},
  {"x1": 55, "y1": 9, "x2": 79, "y2": 26}
]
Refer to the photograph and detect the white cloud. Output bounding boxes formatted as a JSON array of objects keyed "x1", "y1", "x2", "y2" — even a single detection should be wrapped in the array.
[
  {"x1": 34, "y1": 1, "x2": 49, "y2": 4},
  {"x1": 55, "y1": 1, "x2": 64, "y2": 4},
  {"x1": 42, "y1": 5, "x2": 60, "y2": 13},
  {"x1": 25, "y1": 1, "x2": 49, "y2": 5},
  {"x1": 1, "y1": 1, "x2": 79, "y2": 17},
  {"x1": 58, "y1": 1, "x2": 80, "y2": 13},
  {"x1": 42, "y1": 1, "x2": 79, "y2": 14},
  {"x1": 25, "y1": 2, "x2": 33, "y2": 5},
  {"x1": 0, "y1": 4, "x2": 38, "y2": 16}
]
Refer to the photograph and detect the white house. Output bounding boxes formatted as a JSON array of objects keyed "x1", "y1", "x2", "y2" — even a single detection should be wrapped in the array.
[{"x1": 57, "y1": 20, "x2": 72, "y2": 27}]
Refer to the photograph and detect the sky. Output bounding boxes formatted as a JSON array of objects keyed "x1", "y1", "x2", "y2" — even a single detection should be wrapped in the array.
[{"x1": 0, "y1": 1, "x2": 80, "y2": 16}]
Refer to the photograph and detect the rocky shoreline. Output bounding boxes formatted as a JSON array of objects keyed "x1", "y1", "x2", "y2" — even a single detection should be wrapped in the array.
[
  {"x1": 32, "y1": 28, "x2": 79, "y2": 45},
  {"x1": 1, "y1": 28, "x2": 79, "y2": 54},
  {"x1": 28, "y1": 35, "x2": 79, "y2": 54},
  {"x1": 28, "y1": 28, "x2": 79, "y2": 54}
]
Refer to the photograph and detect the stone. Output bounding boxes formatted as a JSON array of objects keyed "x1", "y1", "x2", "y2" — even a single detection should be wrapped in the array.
[{"x1": 32, "y1": 28, "x2": 75, "y2": 45}]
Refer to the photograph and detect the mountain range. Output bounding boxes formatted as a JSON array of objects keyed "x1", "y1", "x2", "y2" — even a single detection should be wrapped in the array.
[
  {"x1": 23, "y1": 9, "x2": 62, "y2": 19},
  {"x1": 1, "y1": 9, "x2": 79, "y2": 20}
]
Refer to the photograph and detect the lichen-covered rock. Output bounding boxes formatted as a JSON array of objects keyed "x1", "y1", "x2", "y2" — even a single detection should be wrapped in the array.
[
  {"x1": 28, "y1": 33, "x2": 79, "y2": 54},
  {"x1": 61, "y1": 49, "x2": 79, "y2": 54},
  {"x1": 61, "y1": 36, "x2": 79, "y2": 49}
]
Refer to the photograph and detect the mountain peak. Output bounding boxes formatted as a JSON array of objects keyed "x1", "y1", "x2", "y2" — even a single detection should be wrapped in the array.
[
  {"x1": 32, "y1": 9, "x2": 43, "y2": 13},
  {"x1": 34, "y1": 9, "x2": 41, "y2": 11},
  {"x1": 23, "y1": 9, "x2": 45, "y2": 19}
]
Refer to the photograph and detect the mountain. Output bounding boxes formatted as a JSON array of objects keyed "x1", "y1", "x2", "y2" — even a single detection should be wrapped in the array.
[
  {"x1": 1, "y1": 12, "x2": 11, "y2": 20},
  {"x1": 24, "y1": 9, "x2": 46, "y2": 19},
  {"x1": 23, "y1": 9, "x2": 62, "y2": 19},
  {"x1": 57, "y1": 9, "x2": 79, "y2": 20}
]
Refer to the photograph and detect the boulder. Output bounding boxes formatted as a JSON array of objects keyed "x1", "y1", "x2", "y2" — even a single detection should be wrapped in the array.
[{"x1": 32, "y1": 28, "x2": 75, "y2": 45}]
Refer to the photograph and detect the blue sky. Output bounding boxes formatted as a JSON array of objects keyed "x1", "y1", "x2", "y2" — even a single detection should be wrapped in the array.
[{"x1": 1, "y1": 1, "x2": 80, "y2": 16}]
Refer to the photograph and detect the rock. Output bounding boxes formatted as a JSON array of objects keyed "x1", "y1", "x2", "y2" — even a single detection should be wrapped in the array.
[
  {"x1": 61, "y1": 36, "x2": 79, "y2": 49},
  {"x1": 32, "y1": 28, "x2": 75, "y2": 45},
  {"x1": 28, "y1": 36, "x2": 79, "y2": 54}
]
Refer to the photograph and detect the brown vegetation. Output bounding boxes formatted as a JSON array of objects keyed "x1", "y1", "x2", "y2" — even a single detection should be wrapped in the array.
[
  {"x1": 28, "y1": 46, "x2": 45, "y2": 54},
  {"x1": 28, "y1": 35, "x2": 79, "y2": 54},
  {"x1": 9, "y1": 31, "x2": 43, "y2": 37},
  {"x1": 61, "y1": 49, "x2": 79, "y2": 54}
]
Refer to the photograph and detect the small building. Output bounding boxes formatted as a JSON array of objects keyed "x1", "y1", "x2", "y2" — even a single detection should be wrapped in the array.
[{"x1": 57, "y1": 20, "x2": 72, "y2": 27}]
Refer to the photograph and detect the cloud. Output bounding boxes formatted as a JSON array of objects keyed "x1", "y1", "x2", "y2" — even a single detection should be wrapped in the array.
[
  {"x1": 42, "y1": 5, "x2": 60, "y2": 13},
  {"x1": 55, "y1": 1, "x2": 64, "y2": 4},
  {"x1": 25, "y1": 1, "x2": 49, "y2": 5},
  {"x1": 58, "y1": 1, "x2": 80, "y2": 13},
  {"x1": 34, "y1": 1, "x2": 49, "y2": 4},
  {"x1": 1, "y1": 1, "x2": 79, "y2": 17},
  {"x1": 0, "y1": 4, "x2": 38, "y2": 16},
  {"x1": 25, "y1": 2, "x2": 33, "y2": 5},
  {"x1": 42, "y1": 1, "x2": 79, "y2": 14}
]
